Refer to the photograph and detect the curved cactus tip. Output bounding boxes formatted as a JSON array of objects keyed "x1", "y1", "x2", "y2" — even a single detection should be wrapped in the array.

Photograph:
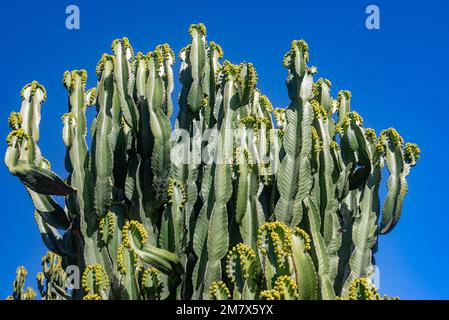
[
  {"x1": 188, "y1": 22, "x2": 207, "y2": 36},
  {"x1": 226, "y1": 243, "x2": 257, "y2": 283},
  {"x1": 141, "y1": 267, "x2": 163, "y2": 299},
  {"x1": 220, "y1": 60, "x2": 241, "y2": 81},
  {"x1": 348, "y1": 278, "x2": 381, "y2": 300},
  {"x1": 330, "y1": 140, "x2": 340, "y2": 151},
  {"x1": 233, "y1": 147, "x2": 254, "y2": 170},
  {"x1": 316, "y1": 77, "x2": 332, "y2": 88},
  {"x1": 364, "y1": 128, "x2": 377, "y2": 143},
  {"x1": 95, "y1": 53, "x2": 114, "y2": 77},
  {"x1": 16, "y1": 266, "x2": 28, "y2": 277},
  {"x1": 20, "y1": 80, "x2": 47, "y2": 102},
  {"x1": 85, "y1": 88, "x2": 97, "y2": 106},
  {"x1": 405, "y1": 142, "x2": 421, "y2": 166},
  {"x1": 6, "y1": 128, "x2": 31, "y2": 150},
  {"x1": 141, "y1": 267, "x2": 161, "y2": 285},
  {"x1": 99, "y1": 211, "x2": 115, "y2": 245},
  {"x1": 41, "y1": 252, "x2": 63, "y2": 276},
  {"x1": 274, "y1": 107, "x2": 286, "y2": 120},
  {"x1": 239, "y1": 115, "x2": 272, "y2": 131},
  {"x1": 312, "y1": 78, "x2": 332, "y2": 97},
  {"x1": 81, "y1": 263, "x2": 109, "y2": 295},
  {"x1": 111, "y1": 36, "x2": 134, "y2": 55},
  {"x1": 274, "y1": 275, "x2": 298, "y2": 299},
  {"x1": 311, "y1": 126, "x2": 322, "y2": 153},
  {"x1": 308, "y1": 66, "x2": 318, "y2": 75},
  {"x1": 148, "y1": 48, "x2": 165, "y2": 70},
  {"x1": 240, "y1": 61, "x2": 258, "y2": 90},
  {"x1": 310, "y1": 100, "x2": 327, "y2": 120},
  {"x1": 61, "y1": 112, "x2": 76, "y2": 124},
  {"x1": 122, "y1": 220, "x2": 149, "y2": 250},
  {"x1": 8, "y1": 112, "x2": 22, "y2": 130},
  {"x1": 209, "y1": 41, "x2": 224, "y2": 59},
  {"x1": 62, "y1": 69, "x2": 88, "y2": 91},
  {"x1": 167, "y1": 178, "x2": 187, "y2": 209},
  {"x1": 283, "y1": 39, "x2": 310, "y2": 67},
  {"x1": 336, "y1": 111, "x2": 364, "y2": 134},
  {"x1": 337, "y1": 89, "x2": 352, "y2": 102},
  {"x1": 178, "y1": 44, "x2": 191, "y2": 60},
  {"x1": 347, "y1": 111, "x2": 363, "y2": 125},
  {"x1": 117, "y1": 243, "x2": 139, "y2": 275},
  {"x1": 257, "y1": 221, "x2": 293, "y2": 263},
  {"x1": 24, "y1": 287, "x2": 37, "y2": 300},
  {"x1": 155, "y1": 43, "x2": 175, "y2": 65},
  {"x1": 135, "y1": 51, "x2": 145, "y2": 61},
  {"x1": 37, "y1": 271, "x2": 44, "y2": 282},
  {"x1": 291, "y1": 39, "x2": 309, "y2": 51},
  {"x1": 293, "y1": 227, "x2": 312, "y2": 252},
  {"x1": 380, "y1": 127, "x2": 404, "y2": 146},
  {"x1": 259, "y1": 95, "x2": 273, "y2": 113},
  {"x1": 210, "y1": 281, "x2": 231, "y2": 300}
]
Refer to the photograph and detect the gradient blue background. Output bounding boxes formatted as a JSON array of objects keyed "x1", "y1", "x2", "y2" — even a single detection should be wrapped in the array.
[{"x1": 0, "y1": 0, "x2": 447, "y2": 299}]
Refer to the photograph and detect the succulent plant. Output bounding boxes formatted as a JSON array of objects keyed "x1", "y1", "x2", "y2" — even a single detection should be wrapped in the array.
[{"x1": 4, "y1": 23, "x2": 419, "y2": 300}]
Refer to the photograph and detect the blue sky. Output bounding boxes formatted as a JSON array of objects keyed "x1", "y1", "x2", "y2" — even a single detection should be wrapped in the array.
[{"x1": 0, "y1": 0, "x2": 448, "y2": 299}]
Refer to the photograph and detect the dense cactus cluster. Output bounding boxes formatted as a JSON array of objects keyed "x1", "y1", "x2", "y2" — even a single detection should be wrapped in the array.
[{"x1": 4, "y1": 23, "x2": 419, "y2": 300}]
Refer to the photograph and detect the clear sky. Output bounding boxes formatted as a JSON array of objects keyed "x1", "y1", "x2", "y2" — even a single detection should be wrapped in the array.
[{"x1": 0, "y1": 0, "x2": 448, "y2": 299}]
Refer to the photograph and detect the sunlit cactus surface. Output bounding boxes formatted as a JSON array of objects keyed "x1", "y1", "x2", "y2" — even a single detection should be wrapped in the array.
[{"x1": 4, "y1": 23, "x2": 419, "y2": 300}]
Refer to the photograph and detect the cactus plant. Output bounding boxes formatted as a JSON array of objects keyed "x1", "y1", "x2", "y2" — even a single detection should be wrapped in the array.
[{"x1": 4, "y1": 23, "x2": 420, "y2": 300}]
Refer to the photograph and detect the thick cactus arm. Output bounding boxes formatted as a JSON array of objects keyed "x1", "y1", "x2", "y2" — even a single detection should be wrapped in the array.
[
  {"x1": 63, "y1": 70, "x2": 98, "y2": 266},
  {"x1": 311, "y1": 101, "x2": 341, "y2": 282},
  {"x1": 145, "y1": 48, "x2": 173, "y2": 219},
  {"x1": 122, "y1": 221, "x2": 184, "y2": 278},
  {"x1": 111, "y1": 37, "x2": 139, "y2": 129},
  {"x1": 257, "y1": 221, "x2": 293, "y2": 289},
  {"x1": 157, "y1": 44, "x2": 175, "y2": 118},
  {"x1": 234, "y1": 147, "x2": 259, "y2": 249},
  {"x1": 275, "y1": 40, "x2": 313, "y2": 225},
  {"x1": 303, "y1": 198, "x2": 336, "y2": 299},
  {"x1": 226, "y1": 243, "x2": 260, "y2": 299},
  {"x1": 34, "y1": 212, "x2": 67, "y2": 257},
  {"x1": 187, "y1": 23, "x2": 207, "y2": 112},
  {"x1": 159, "y1": 178, "x2": 187, "y2": 258},
  {"x1": 203, "y1": 63, "x2": 240, "y2": 295},
  {"x1": 5, "y1": 93, "x2": 73, "y2": 229},
  {"x1": 29, "y1": 190, "x2": 70, "y2": 230},
  {"x1": 379, "y1": 128, "x2": 413, "y2": 234},
  {"x1": 341, "y1": 127, "x2": 381, "y2": 297},
  {"x1": 19, "y1": 81, "x2": 46, "y2": 142},
  {"x1": 92, "y1": 55, "x2": 114, "y2": 219},
  {"x1": 290, "y1": 228, "x2": 318, "y2": 300},
  {"x1": 7, "y1": 266, "x2": 36, "y2": 300},
  {"x1": 140, "y1": 267, "x2": 163, "y2": 300},
  {"x1": 337, "y1": 90, "x2": 351, "y2": 123},
  {"x1": 82, "y1": 264, "x2": 110, "y2": 299},
  {"x1": 39, "y1": 252, "x2": 71, "y2": 300},
  {"x1": 10, "y1": 161, "x2": 75, "y2": 196}
]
